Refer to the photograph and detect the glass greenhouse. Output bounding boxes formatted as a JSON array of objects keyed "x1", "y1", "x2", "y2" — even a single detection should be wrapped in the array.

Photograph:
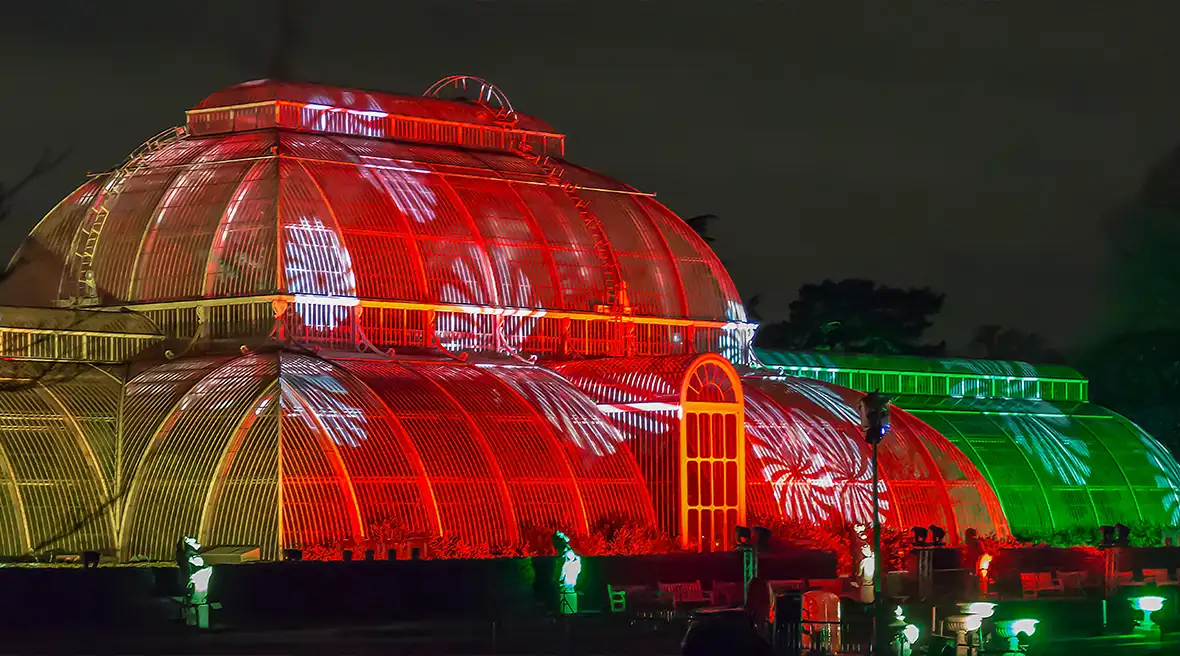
[{"x1": 0, "y1": 77, "x2": 1173, "y2": 561}]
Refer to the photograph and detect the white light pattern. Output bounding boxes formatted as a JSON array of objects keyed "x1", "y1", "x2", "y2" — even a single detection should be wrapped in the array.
[
  {"x1": 284, "y1": 217, "x2": 358, "y2": 330},
  {"x1": 944, "y1": 359, "x2": 1040, "y2": 399},
  {"x1": 1137, "y1": 425, "x2": 1180, "y2": 525},
  {"x1": 1005, "y1": 412, "x2": 1091, "y2": 486},
  {"x1": 746, "y1": 385, "x2": 889, "y2": 525},
  {"x1": 942, "y1": 362, "x2": 1093, "y2": 485},
  {"x1": 717, "y1": 301, "x2": 754, "y2": 365},
  {"x1": 281, "y1": 371, "x2": 369, "y2": 448},
  {"x1": 491, "y1": 366, "x2": 626, "y2": 459},
  {"x1": 373, "y1": 165, "x2": 438, "y2": 224}
]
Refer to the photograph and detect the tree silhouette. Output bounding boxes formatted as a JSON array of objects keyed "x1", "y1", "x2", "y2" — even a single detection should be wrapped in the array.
[
  {"x1": 967, "y1": 324, "x2": 1061, "y2": 363},
  {"x1": 1104, "y1": 144, "x2": 1180, "y2": 333},
  {"x1": 685, "y1": 214, "x2": 718, "y2": 244},
  {"x1": 1080, "y1": 330, "x2": 1180, "y2": 457},
  {"x1": 755, "y1": 279, "x2": 945, "y2": 355},
  {"x1": 1088, "y1": 143, "x2": 1180, "y2": 457},
  {"x1": 745, "y1": 293, "x2": 764, "y2": 323},
  {"x1": 266, "y1": 0, "x2": 302, "y2": 81}
]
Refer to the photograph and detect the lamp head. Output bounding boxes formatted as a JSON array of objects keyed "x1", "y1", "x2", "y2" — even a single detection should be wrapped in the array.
[
  {"x1": 1115, "y1": 523, "x2": 1131, "y2": 546},
  {"x1": 1133, "y1": 596, "x2": 1166, "y2": 613},
  {"x1": 752, "y1": 526, "x2": 772, "y2": 549}
]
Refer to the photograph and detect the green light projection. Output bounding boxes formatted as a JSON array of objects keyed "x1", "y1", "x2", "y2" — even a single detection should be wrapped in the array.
[{"x1": 753, "y1": 349, "x2": 1180, "y2": 534}]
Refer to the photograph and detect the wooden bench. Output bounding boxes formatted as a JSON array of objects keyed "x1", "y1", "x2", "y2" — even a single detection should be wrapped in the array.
[{"x1": 658, "y1": 581, "x2": 714, "y2": 609}]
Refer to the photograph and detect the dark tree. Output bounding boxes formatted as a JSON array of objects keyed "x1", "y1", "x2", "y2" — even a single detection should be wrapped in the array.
[
  {"x1": 1104, "y1": 144, "x2": 1180, "y2": 333},
  {"x1": 685, "y1": 214, "x2": 718, "y2": 244},
  {"x1": 967, "y1": 324, "x2": 1062, "y2": 363},
  {"x1": 755, "y1": 279, "x2": 945, "y2": 355},
  {"x1": 266, "y1": 0, "x2": 303, "y2": 81},
  {"x1": 745, "y1": 293, "x2": 763, "y2": 323},
  {"x1": 1086, "y1": 145, "x2": 1180, "y2": 457},
  {"x1": 1079, "y1": 330, "x2": 1180, "y2": 456}
]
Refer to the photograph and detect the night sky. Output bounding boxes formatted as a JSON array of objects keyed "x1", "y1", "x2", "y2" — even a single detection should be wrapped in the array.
[{"x1": 3, "y1": 1, "x2": 1179, "y2": 350}]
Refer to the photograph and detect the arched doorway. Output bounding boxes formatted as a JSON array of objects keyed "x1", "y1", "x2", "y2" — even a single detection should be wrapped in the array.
[{"x1": 680, "y1": 355, "x2": 745, "y2": 552}]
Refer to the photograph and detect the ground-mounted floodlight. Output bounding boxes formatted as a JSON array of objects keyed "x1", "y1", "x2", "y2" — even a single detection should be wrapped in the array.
[
  {"x1": 977, "y1": 553, "x2": 994, "y2": 596},
  {"x1": 553, "y1": 531, "x2": 581, "y2": 615},
  {"x1": 858, "y1": 391, "x2": 892, "y2": 627},
  {"x1": 928, "y1": 525, "x2": 947, "y2": 546},
  {"x1": 943, "y1": 613, "x2": 983, "y2": 656},
  {"x1": 1132, "y1": 595, "x2": 1166, "y2": 632},
  {"x1": 178, "y1": 536, "x2": 214, "y2": 629},
  {"x1": 961, "y1": 602, "x2": 996, "y2": 620},
  {"x1": 995, "y1": 618, "x2": 1038, "y2": 652},
  {"x1": 892, "y1": 606, "x2": 920, "y2": 655}
]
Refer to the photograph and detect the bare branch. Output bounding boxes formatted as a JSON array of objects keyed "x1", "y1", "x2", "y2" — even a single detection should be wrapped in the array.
[{"x1": 0, "y1": 148, "x2": 72, "y2": 224}]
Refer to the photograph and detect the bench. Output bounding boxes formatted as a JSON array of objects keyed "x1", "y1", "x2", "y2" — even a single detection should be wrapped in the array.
[
  {"x1": 658, "y1": 581, "x2": 714, "y2": 609},
  {"x1": 1020, "y1": 572, "x2": 1064, "y2": 598}
]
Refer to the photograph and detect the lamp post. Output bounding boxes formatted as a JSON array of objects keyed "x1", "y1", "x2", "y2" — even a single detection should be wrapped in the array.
[{"x1": 859, "y1": 392, "x2": 892, "y2": 646}]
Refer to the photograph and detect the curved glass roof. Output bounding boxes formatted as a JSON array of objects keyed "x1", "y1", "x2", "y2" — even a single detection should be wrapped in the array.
[
  {"x1": 755, "y1": 348, "x2": 1087, "y2": 403},
  {"x1": 9, "y1": 130, "x2": 743, "y2": 324},
  {"x1": 754, "y1": 348, "x2": 1180, "y2": 534},
  {"x1": 742, "y1": 375, "x2": 1009, "y2": 541},
  {"x1": 191, "y1": 79, "x2": 560, "y2": 135},
  {"x1": 0, "y1": 353, "x2": 655, "y2": 560},
  {"x1": 902, "y1": 396, "x2": 1180, "y2": 535}
]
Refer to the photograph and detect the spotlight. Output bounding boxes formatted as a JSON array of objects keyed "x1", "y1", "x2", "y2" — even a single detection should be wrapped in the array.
[
  {"x1": 753, "y1": 526, "x2": 772, "y2": 549},
  {"x1": 962, "y1": 602, "x2": 996, "y2": 619},
  {"x1": 1100, "y1": 525, "x2": 1115, "y2": 547},
  {"x1": 1115, "y1": 523, "x2": 1131, "y2": 547},
  {"x1": 911, "y1": 526, "x2": 929, "y2": 546},
  {"x1": 928, "y1": 525, "x2": 946, "y2": 546},
  {"x1": 1132, "y1": 596, "x2": 1166, "y2": 632},
  {"x1": 736, "y1": 525, "x2": 752, "y2": 546},
  {"x1": 996, "y1": 618, "x2": 1039, "y2": 652}
]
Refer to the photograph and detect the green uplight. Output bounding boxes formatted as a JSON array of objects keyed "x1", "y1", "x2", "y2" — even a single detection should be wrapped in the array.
[
  {"x1": 1133, "y1": 596, "x2": 1166, "y2": 613},
  {"x1": 964, "y1": 602, "x2": 996, "y2": 619},
  {"x1": 1010, "y1": 618, "x2": 1038, "y2": 636},
  {"x1": 190, "y1": 566, "x2": 213, "y2": 599},
  {"x1": 561, "y1": 549, "x2": 582, "y2": 587},
  {"x1": 903, "y1": 623, "x2": 919, "y2": 645}
]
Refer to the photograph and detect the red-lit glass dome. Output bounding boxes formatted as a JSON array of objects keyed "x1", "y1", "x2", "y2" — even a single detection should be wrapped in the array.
[
  {"x1": 743, "y1": 375, "x2": 1011, "y2": 541},
  {"x1": 0, "y1": 78, "x2": 1024, "y2": 563},
  {"x1": 6, "y1": 80, "x2": 749, "y2": 364}
]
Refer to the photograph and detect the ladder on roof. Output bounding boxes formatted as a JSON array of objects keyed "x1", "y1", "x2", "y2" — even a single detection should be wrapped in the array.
[
  {"x1": 512, "y1": 139, "x2": 629, "y2": 314},
  {"x1": 70, "y1": 126, "x2": 186, "y2": 305}
]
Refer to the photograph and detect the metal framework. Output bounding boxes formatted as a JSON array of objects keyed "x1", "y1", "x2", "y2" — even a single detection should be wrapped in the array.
[
  {"x1": 0, "y1": 79, "x2": 1177, "y2": 561},
  {"x1": 755, "y1": 348, "x2": 1180, "y2": 536},
  {"x1": 66, "y1": 127, "x2": 186, "y2": 304}
]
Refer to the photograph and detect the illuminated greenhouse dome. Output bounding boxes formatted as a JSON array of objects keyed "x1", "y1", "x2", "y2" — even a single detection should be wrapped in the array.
[{"x1": 0, "y1": 77, "x2": 1174, "y2": 561}]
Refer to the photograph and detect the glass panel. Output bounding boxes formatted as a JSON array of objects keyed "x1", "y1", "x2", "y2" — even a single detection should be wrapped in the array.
[
  {"x1": 687, "y1": 510, "x2": 699, "y2": 549},
  {"x1": 713, "y1": 461, "x2": 725, "y2": 504},
  {"x1": 725, "y1": 413, "x2": 737, "y2": 459},
  {"x1": 686, "y1": 414, "x2": 698, "y2": 458},
  {"x1": 687, "y1": 462, "x2": 699, "y2": 506},
  {"x1": 713, "y1": 413, "x2": 724, "y2": 457},
  {"x1": 700, "y1": 462, "x2": 712, "y2": 506},
  {"x1": 701, "y1": 510, "x2": 712, "y2": 553},
  {"x1": 699, "y1": 413, "x2": 711, "y2": 459},
  {"x1": 715, "y1": 509, "x2": 725, "y2": 550},
  {"x1": 726, "y1": 461, "x2": 738, "y2": 506}
]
